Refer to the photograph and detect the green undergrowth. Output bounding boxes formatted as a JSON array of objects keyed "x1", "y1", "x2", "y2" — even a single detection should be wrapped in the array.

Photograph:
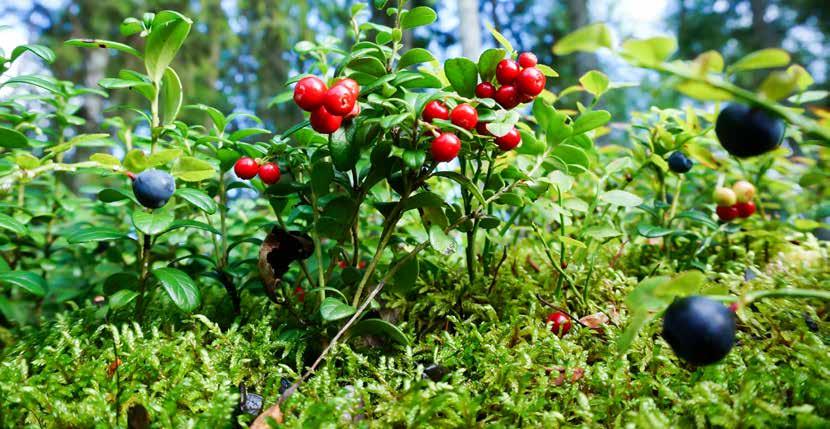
[{"x1": 1, "y1": 242, "x2": 828, "y2": 428}]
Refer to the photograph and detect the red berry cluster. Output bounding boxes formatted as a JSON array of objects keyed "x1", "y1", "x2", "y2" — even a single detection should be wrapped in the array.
[
  {"x1": 714, "y1": 180, "x2": 756, "y2": 222},
  {"x1": 293, "y1": 76, "x2": 361, "y2": 134},
  {"x1": 233, "y1": 157, "x2": 281, "y2": 185},
  {"x1": 478, "y1": 52, "x2": 546, "y2": 110}
]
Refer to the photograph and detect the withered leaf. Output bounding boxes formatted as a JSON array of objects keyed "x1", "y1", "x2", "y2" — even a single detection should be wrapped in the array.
[{"x1": 258, "y1": 227, "x2": 314, "y2": 302}]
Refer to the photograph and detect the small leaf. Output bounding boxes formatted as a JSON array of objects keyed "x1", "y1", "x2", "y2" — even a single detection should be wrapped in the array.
[
  {"x1": 66, "y1": 227, "x2": 126, "y2": 243},
  {"x1": 553, "y1": 23, "x2": 612, "y2": 55},
  {"x1": 477, "y1": 48, "x2": 506, "y2": 82},
  {"x1": 0, "y1": 271, "x2": 46, "y2": 297},
  {"x1": 599, "y1": 190, "x2": 643, "y2": 207},
  {"x1": 144, "y1": 11, "x2": 192, "y2": 82},
  {"x1": 132, "y1": 209, "x2": 175, "y2": 235},
  {"x1": 579, "y1": 70, "x2": 609, "y2": 97},
  {"x1": 109, "y1": 290, "x2": 140, "y2": 310},
  {"x1": 729, "y1": 48, "x2": 790, "y2": 73},
  {"x1": 654, "y1": 271, "x2": 705, "y2": 298},
  {"x1": 401, "y1": 6, "x2": 437, "y2": 29},
  {"x1": 485, "y1": 22, "x2": 513, "y2": 53},
  {"x1": 0, "y1": 213, "x2": 27, "y2": 236},
  {"x1": 398, "y1": 48, "x2": 436, "y2": 70},
  {"x1": 620, "y1": 36, "x2": 677, "y2": 65},
  {"x1": 160, "y1": 67, "x2": 183, "y2": 124},
  {"x1": 636, "y1": 224, "x2": 675, "y2": 238},
  {"x1": 429, "y1": 224, "x2": 455, "y2": 254},
  {"x1": 319, "y1": 297, "x2": 356, "y2": 321},
  {"x1": 572, "y1": 110, "x2": 611, "y2": 134},
  {"x1": 175, "y1": 188, "x2": 217, "y2": 214},
  {"x1": 349, "y1": 318, "x2": 410, "y2": 345},
  {"x1": 444, "y1": 57, "x2": 479, "y2": 98},
  {"x1": 172, "y1": 156, "x2": 215, "y2": 182},
  {"x1": 10, "y1": 44, "x2": 55, "y2": 63},
  {"x1": 152, "y1": 267, "x2": 200, "y2": 312},
  {"x1": 65, "y1": 39, "x2": 142, "y2": 58},
  {"x1": 0, "y1": 127, "x2": 29, "y2": 149}
]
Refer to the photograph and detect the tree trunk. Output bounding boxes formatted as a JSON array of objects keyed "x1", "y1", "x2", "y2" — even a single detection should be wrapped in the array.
[
  {"x1": 457, "y1": 0, "x2": 482, "y2": 58},
  {"x1": 750, "y1": 0, "x2": 779, "y2": 48}
]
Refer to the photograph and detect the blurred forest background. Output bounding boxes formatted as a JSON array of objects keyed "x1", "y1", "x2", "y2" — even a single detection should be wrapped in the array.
[{"x1": 1, "y1": 0, "x2": 828, "y2": 131}]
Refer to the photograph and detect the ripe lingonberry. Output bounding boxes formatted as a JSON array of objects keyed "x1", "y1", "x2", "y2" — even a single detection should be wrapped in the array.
[
  {"x1": 547, "y1": 311, "x2": 572, "y2": 337},
  {"x1": 450, "y1": 104, "x2": 478, "y2": 130},
  {"x1": 496, "y1": 59, "x2": 521, "y2": 84},
  {"x1": 716, "y1": 205, "x2": 739, "y2": 222},
  {"x1": 334, "y1": 77, "x2": 360, "y2": 98},
  {"x1": 234, "y1": 157, "x2": 259, "y2": 180},
  {"x1": 258, "y1": 162, "x2": 281, "y2": 185},
  {"x1": 518, "y1": 52, "x2": 538, "y2": 68},
  {"x1": 494, "y1": 85, "x2": 520, "y2": 109},
  {"x1": 323, "y1": 85, "x2": 356, "y2": 116},
  {"x1": 430, "y1": 132, "x2": 461, "y2": 162},
  {"x1": 343, "y1": 103, "x2": 361, "y2": 121},
  {"x1": 475, "y1": 82, "x2": 496, "y2": 99},
  {"x1": 294, "y1": 286, "x2": 305, "y2": 302},
  {"x1": 732, "y1": 180, "x2": 756, "y2": 203},
  {"x1": 293, "y1": 76, "x2": 327, "y2": 111},
  {"x1": 422, "y1": 100, "x2": 450, "y2": 123},
  {"x1": 310, "y1": 106, "x2": 343, "y2": 134},
  {"x1": 476, "y1": 121, "x2": 491, "y2": 136},
  {"x1": 735, "y1": 201, "x2": 756, "y2": 218},
  {"x1": 495, "y1": 128, "x2": 521, "y2": 151},
  {"x1": 516, "y1": 67, "x2": 546, "y2": 97}
]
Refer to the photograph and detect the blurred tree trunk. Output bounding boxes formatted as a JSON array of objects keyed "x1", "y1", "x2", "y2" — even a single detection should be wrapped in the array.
[
  {"x1": 750, "y1": 0, "x2": 780, "y2": 48},
  {"x1": 457, "y1": 0, "x2": 481, "y2": 58}
]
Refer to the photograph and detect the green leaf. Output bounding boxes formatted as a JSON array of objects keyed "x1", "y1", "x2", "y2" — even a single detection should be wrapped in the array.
[
  {"x1": 98, "y1": 188, "x2": 136, "y2": 204},
  {"x1": 0, "y1": 126, "x2": 29, "y2": 149},
  {"x1": 152, "y1": 267, "x2": 200, "y2": 312},
  {"x1": 66, "y1": 227, "x2": 126, "y2": 243},
  {"x1": 444, "y1": 57, "x2": 479, "y2": 98},
  {"x1": 0, "y1": 271, "x2": 46, "y2": 297},
  {"x1": 654, "y1": 271, "x2": 705, "y2": 298},
  {"x1": 1, "y1": 75, "x2": 60, "y2": 94},
  {"x1": 320, "y1": 297, "x2": 356, "y2": 321},
  {"x1": 162, "y1": 219, "x2": 221, "y2": 236},
  {"x1": 311, "y1": 161, "x2": 334, "y2": 196},
  {"x1": 329, "y1": 136, "x2": 360, "y2": 172},
  {"x1": 429, "y1": 224, "x2": 455, "y2": 254},
  {"x1": 477, "y1": 48, "x2": 506, "y2": 82},
  {"x1": 65, "y1": 39, "x2": 142, "y2": 58},
  {"x1": 433, "y1": 171, "x2": 486, "y2": 206},
  {"x1": 14, "y1": 153, "x2": 38, "y2": 170},
  {"x1": 348, "y1": 56, "x2": 387, "y2": 77},
  {"x1": 759, "y1": 65, "x2": 813, "y2": 101},
  {"x1": 404, "y1": 192, "x2": 445, "y2": 211},
  {"x1": 10, "y1": 44, "x2": 55, "y2": 63},
  {"x1": 132, "y1": 209, "x2": 175, "y2": 235},
  {"x1": 616, "y1": 309, "x2": 651, "y2": 356},
  {"x1": 161, "y1": 67, "x2": 183, "y2": 124},
  {"x1": 175, "y1": 188, "x2": 217, "y2": 214},
  {"x1": 147, "y1": 148, "x2": 182, "y2": 167},
  {"x1": 401, "y1": 6, "x2": 437, "y2": 29},
  {"x1": 599, "y1": 190, "x2": 643, "y2": 207},
  {"x1": 572, "y1": 110, "x2": 611, "y2": 134},
  {"x1": 550, "y1": 144, "x2": 589, "y2": 171},
  {"x1": 0, "y1": 213, "x2": 27, "y2": 236},
  {"x1": 109, "y1": 290, "x2": 140, "y2": 310},
  {"x1": 636, "y1": 224, "x2": 675, "y2": 238},
  {"x1": 620, "y1": 36, "x2": 677, "y2": 65},
  {"x1": 398, "y1": 48, "x2": 436, "y2": 70},
  {"x1": 229, "y1": 128, "x2": 271, "y2": 141},
  {"x1": 553, "y1": 23, "x2": 612, "y2": 55},
  {"x1": 144, "y1": 11, "x2": 192, "y2": 82},
  {"x1": 579, "y1": 70, "x2": 609, "y2": 97},
  {"x1": 728, "y1": 48, "x2": 790, "y2": 73},
  {"x1": 98, "y1": 78, "x2": 154, "y2": 93},
  {"x1": 485, "y1": 22, "x2": 513, "y2": 53},
  {"x1": 392, "y1": 256, "x2": 419, "y2": 294},
  {"x1": 123, "y1": 149, "x2": 149, "y2": 173},
  {"x1": 349, "y1": 318, "x2": 410, "y2": 345},
  {"x1": 172, "y1": 156, "x2": 215, "y2": 182}
]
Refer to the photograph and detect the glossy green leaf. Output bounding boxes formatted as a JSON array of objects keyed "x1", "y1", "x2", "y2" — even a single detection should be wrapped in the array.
[
  {"x1": 161, "y1": 67, "x2": 183, "y2": 124},
  {"x1": 553, "y1": 23, "x2": 612, "y2": 55},
  {"x1": 444, "y1": 57, "x2": 478, "y2": 98},
  {"x1": 728, "y1": 48, "x2": 790, "y2": 73},
  {"x1": 175, "y1": 188, "x2": 217, "y2": 214},
  {"x1": 349, "y1": 318, "x2": 410, "y2": 345},
  {"x1": 66, "y1": 227, "x2": 127, "y2": 243},
  {"x1": 0, "y1": 213, "x2": 27, "y2": 236},
  {"x1": 320, "y1": 297, "x2": 356, "y2": 321},
  {"x1": 0, "y1": 271, "x2": 46, "y2": 297},
  {"x1": 172, "y1": 157, "x2": 215, "y2": 182},
  {"x1": 152, "y1": 267, "x2": 200, "y2": 312},
  {"x1": 132, "y1": 209, "x2": 175, "y2": 235},
  {"x1": 397, "y1": 48, "x2": 435, "y2": 70},
  {"x1": 144, "y1": 11, "x2": 192, "y2": 82},
  {"x1": 0, "y1": 127, "x2": 29, "y2": 149},
  {"x1": 401, "y1": 6, "x2": 437, "y2": 29}
]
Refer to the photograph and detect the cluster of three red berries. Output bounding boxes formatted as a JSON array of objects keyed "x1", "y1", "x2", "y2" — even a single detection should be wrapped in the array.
[
  {"x1": 234, "y1": 157, "x2": 281, "y2": 184},
  {"x1": 293, "y1": 76, "x2": 361, "y2": 134},
  {"x1": 477, "y1": 52, "x2": 546, "y2": 110},
  {"x1": 713, "y1": 180, "x2": 757, "y2": 221},
  {"x1": 422, "y1": 100, "x2": 522, "y2": 163}
]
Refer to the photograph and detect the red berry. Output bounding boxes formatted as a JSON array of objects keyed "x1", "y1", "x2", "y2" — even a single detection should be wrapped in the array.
[
  {"x1": 728, "y1": 302, "x2": 739, "y2": 313},
  {"x1": 422, "y1": 100, "x2": 450, "y2": 123},
  {"x1": 519, "y1": 92, "x2": 535, "y2": 104},
  {"x1": 476, "y1": 122, "x2": 491, "y2": 136},
  {"x1": 495, "y1": 128, "x2": 521, "y2": 151},
  {"x1": 430, "y1": 133, "x2": 461, "y2": 162},
  {"x1": 294, "y1": 286, "x2": 305, "y2": 302},
  {"x1": 258, "y1": 162, "x2": 281, "y2": 184},
  {"x1": 735, "y1": 201, "x2": 756, "y2": 218},
  {"x1": 516, "y1": 67, "x2": 546, "y2": 97},
  {"x1": 475, "y1": 82, "x2": 496, "y2": 99},
  {"x1": 518, "y1": 52, "x2": 538, "y2": 68},
  {"x1": 496, "y1": 59, "x2": 521, "y2": 85},
  {"x1": 310, "y1": 106, "x2": 343, "y2": 134},
  {"x1": 337, "y1": 260, "x2": 348, "y2": 269},
  {"x1": 343, "y1": 102, "x2": 361, "y2": 121},
  {"x1": 334, "y1": 78, "x2": 360, "y2": 98},
  {"x1": 357, "y1": 261, "x2": 367, "y2": 269},
  {"x1": 293, "y1": 76, "x2": 327, "y2": 111},
  {"x1": 546, "y1": 311, "x2": 572, "y2": 336},
  {"x1": 450, "y1": 103, "x2": 478, "y2": 130},
  {"x1": 323, "y1": 85, "x2": 356, "y2": 116},
  {"x1": 234, "y1": 157, "x2": 259, "y2": 180},
  {"x1": 716, "y1": 205, "x2": 739, "y2": 222},
  {"x1": 494, "y1": 85, "x2": 520, "y2": 109}
]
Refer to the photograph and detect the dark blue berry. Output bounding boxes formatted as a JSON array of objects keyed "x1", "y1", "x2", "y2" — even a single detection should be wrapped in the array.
[
  {"x1": 132, "y1": 169, "x2": 175, "y2": 209},
  {"x1": 662, "y1": 296, "x2": 735, "y2": 366},
  {"x1": 667, "y1": 151, "x2": 693, "y2": 173},
  {"x1": 715, "y1": 104, "x2": 784, "y2": 158}
]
